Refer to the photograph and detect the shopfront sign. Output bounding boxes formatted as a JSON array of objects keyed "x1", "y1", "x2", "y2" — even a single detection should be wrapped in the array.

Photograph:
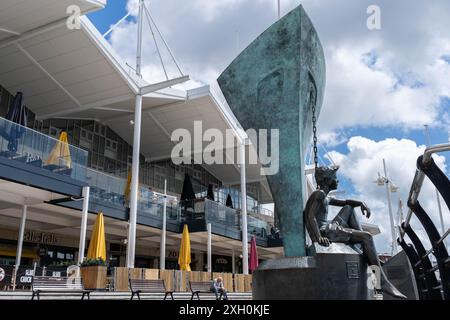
[
  {"x1": 167, "y1": 250, "x2": 178, "y2": 259},
  {"x1": 0, "y1": 266, "x2": 13, "y2": 286},
  {"x1": 215, "y1": 257, "x2": 229, "y2": 265},
  {"x1": 0, "y1": 267, "x2": 5, "y2": 282},
  {"x1": 17, "y1": 269, "x2": 34, "y2": 285},
  {"x1": 24, "y1": 231, "x2": 58, "y2": 245}
]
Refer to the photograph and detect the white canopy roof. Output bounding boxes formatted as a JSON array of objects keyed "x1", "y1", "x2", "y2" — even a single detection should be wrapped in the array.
[
  {"x1": 0, "y1": 0, "x2": 273, "y2": 203},
  {"x1": 0, "y1": 0, "x2": 106, "y2": 41}
]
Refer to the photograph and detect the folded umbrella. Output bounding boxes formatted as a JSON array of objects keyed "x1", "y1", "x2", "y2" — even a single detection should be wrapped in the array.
[
  {"x1": 87, "y1": 211, "x2": 107, "y2": 261},
  {"x1": 249, "y1": 235, "x2": 259, "y2": 272},
  {"x1": 226, "y1": 194, "x2": 233, "y2": 208},
  {"x1": 207, "y1": 184, "x2": 215, "y2": 201},
  {"x1": 1, "y1": 92, "x2": 27, "y2": 152},
  {"x1": 178, "y1": 224, "x2": 191, "y2": 271},
  {"x1": 45, "y1": 132, "x2": 72, "y2": 168}
]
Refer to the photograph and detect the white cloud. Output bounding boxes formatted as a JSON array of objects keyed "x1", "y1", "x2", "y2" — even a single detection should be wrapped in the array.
[
  {"x1": 328, "y1": 137, "x2": 450, "y2": 253},
  {"x1": 101, "y1": 1, "x2": 450, "y2": 254},
  {"x1": 318, "y1": 43, "x2": 441, "y2": 134},
  {"x1": 109, "y1": 0, "x2": 450, "y2": 140}
]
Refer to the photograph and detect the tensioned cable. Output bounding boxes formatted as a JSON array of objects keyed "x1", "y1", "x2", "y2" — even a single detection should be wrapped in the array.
[
  {"x1": 102, "y1": 11, "x2": 133, "y2": 38},
  {"x1": 143, "y1": 4, "x2": 169, "y2": 81},
  {"x1": 320, "y1": 143, "x2": 337, "y2": 167},
  {"x1": 143, "y1": 3, "x2": 184, "y2": 76}
]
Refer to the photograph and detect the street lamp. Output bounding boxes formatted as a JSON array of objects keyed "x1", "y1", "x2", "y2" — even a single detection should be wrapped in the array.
[
  {"x1": 374, "y1": 159, "x2": 398, "y2": 256},
  {"x1": 152, "y1": 179, "x2": 178, "y2": 270}
]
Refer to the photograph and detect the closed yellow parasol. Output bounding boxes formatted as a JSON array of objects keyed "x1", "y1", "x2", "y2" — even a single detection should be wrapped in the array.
[
  {"x1": 46, "y1": 131, "x2": 72, "y2": 168},
  {"x1": 124, "y1": 168, "x2": 132, "y2": 203},
  {"x1": 178, "y1": 224, "x2": 191, "y2": 271},
  {"x1": 87, "y1": 211, "x2": 107, "y2": 261},
  {"x1": 123, "y1": 168, "x2": 141, "y2": 205}
]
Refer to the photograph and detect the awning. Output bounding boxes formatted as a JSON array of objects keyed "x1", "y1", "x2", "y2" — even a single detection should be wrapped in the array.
[
  {"x1": 0, "y1": 0, "x2": 106, "y2": 42},
  {"x1": 0, "y1": 247, "x2": 38, "y2": 259}
]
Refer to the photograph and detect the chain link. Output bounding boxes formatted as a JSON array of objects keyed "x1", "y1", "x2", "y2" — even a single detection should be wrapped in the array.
[{"x1": 310, "y1": 87, "x2": 319, "y2": 190}]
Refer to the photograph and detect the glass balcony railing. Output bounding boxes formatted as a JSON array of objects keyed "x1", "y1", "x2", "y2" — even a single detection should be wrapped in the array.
[
  {"x1": 86, "y1": 167, "x2": 180, "y2": 222},
  {"x1": 136, "y1": 187, "x2": 180, "y2": 221},
  {"x1": 204, "y1": 198, "x2": 240, "y2": 228},
  {"x1": 247, "y1": 215, "x2": 269, "y2": 239},
  {"x1": 189, "y1": 199, "x2": 273, "y2": 241},
  {"x1": 0, "y1": 117, "x2": 88, "y2": 181},
  {"x1": 87, "y1": 167, "x2": 127, "y2": 206},
  {"x1": 0, "y1": 117, "x2": 273, "y2": 240}
]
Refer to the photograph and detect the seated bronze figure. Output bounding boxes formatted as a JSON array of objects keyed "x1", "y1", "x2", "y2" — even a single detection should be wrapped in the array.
[{"x1": 304, "y1": 166, "x2": 407, "y2": 299}]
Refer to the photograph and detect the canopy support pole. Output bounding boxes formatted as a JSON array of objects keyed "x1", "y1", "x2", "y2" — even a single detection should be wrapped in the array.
[
  {"x1": 240, "y1": 142, "x2": 249, "y2": 275},
  {"x1": 13, "y1": 205, "x2": 27, "y2": 291},
  {"x1": 78, "y1": 186, "x2": 90, "y2": 264},
  {"x1": 160, "y1": 179, "x2": 167, "y2": 270},
  {"x1": 127, "y1": 0, "x2": 144, "y2": 269},
  {"x1": 207, "y1": 223, "x2": 212, "y2": 273}
]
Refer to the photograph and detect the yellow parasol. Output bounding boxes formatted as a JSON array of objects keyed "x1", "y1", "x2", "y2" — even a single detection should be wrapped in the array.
[
  {"x1": 46, "y1": 131, "x2": 72, "y2": 168},
  {"x1": 124, "y1": 168, "x2": 132, "y2": 203},
  {"x1": 123, "y1": 168, "x2": 140, "y2": 205},
  {"x1": 87, "y1": 211, "x2": 107, "y2": 261},
  {"x1": 178, "y1": 224, "x2": 191, "y2": 271}
]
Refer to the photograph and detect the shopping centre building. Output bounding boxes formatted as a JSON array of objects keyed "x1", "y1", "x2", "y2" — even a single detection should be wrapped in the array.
[{"x1": 0, "y1": 0, "x2": 284, "y2": 282}]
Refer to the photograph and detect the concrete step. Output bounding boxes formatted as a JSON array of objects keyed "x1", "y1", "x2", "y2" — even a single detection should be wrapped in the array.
[{"x1": 0, "y1": 291, "x2": 252, "y2": 301}]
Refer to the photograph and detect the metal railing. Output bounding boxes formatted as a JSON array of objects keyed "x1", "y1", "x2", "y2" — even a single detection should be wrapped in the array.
[
  {"x1": 0, "y1": 117, "x2": 88, "y2": 181},
  {"x1": 398, "y1": 142, "x2": 450, "y2": 300},
  {"x1": 0, "y1": 117, "x2": 269, "y2": 233},
  {"x1": 86, "y1": 167, "x2": 180, "y2": 221},
  {"x1": 400, "y1": 142, "x2": 450, "y2": 241},
  {"x1": 203, "y1": 198, "x2": 240, "y2": 228}
]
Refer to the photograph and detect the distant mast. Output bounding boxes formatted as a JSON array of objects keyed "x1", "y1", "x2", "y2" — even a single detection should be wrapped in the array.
[{"x1": 278, "y1": 0, "x2": 281, "y2": 19}]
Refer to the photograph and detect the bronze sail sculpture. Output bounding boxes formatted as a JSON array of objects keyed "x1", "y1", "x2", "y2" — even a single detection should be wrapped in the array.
[{"x1": 218, "y1": 5, "x2": 326, "y2": 257}]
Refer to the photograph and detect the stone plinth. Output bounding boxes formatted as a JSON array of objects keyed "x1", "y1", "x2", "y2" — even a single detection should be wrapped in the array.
[{"x1": 253, "y1": 244, "x2": 369, "y2": 300}]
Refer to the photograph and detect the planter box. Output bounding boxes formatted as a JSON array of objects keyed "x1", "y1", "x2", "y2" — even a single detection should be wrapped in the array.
[{"x1": 81, "y1": 266, "x2": 107, "y2": 290}]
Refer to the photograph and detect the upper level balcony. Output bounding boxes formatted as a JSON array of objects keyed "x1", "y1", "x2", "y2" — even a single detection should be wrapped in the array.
[
  {"x1": 0, "y1": 117, "x2": 88, "y2": 197},
  {"x1": 0, "y1": 116, "x2": 282, "y2": 247}
]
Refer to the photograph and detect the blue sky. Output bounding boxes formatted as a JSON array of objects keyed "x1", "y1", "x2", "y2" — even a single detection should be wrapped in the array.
[
  {"x1": 88, "y1": 0, "x2": 450, "y2": 253},
  {"x1": 88, "y1": 1, "x2": 128, "y2": 34}
]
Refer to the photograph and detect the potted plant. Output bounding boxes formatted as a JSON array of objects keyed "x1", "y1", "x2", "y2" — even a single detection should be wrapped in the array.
[{"x1": 80, "y1": 258, "x2": 107, "y2": 290}]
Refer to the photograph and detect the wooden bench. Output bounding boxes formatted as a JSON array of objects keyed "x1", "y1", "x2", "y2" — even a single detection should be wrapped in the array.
[
  {"x1": 129, "y1": 279, "x2": 174, "y2": 300},
  {"x1": 31, "y1": 276, "x2": 91, "y2": 300},
  {"x1": 189, "y1": 281, "x2": 221, "y2": 300}
]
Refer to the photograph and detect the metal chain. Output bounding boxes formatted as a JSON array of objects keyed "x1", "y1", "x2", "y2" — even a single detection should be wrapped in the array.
[{"x1": 310, "y1": 88, "x2": 319, "y2": 190}]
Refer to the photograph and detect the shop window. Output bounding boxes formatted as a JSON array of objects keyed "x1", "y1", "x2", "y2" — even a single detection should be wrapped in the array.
[
  {"x1": 193, "y1": 170, "x2": 201, "y2": 179},
  {"x1": 99, "y1": 137, "x2": 105, "y2": 153},
  {"x1": 93, "y1": 135, "x2": 99, "y2": 152}
]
